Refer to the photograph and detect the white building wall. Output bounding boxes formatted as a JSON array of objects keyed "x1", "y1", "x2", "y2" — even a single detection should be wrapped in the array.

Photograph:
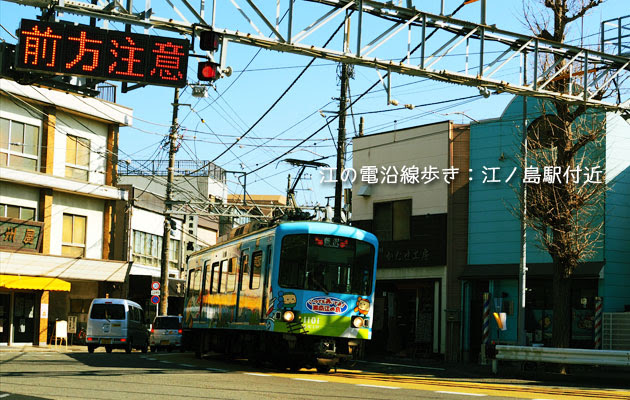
[
  {"x1": 54, "y1": 111, "x2": 109, "y2": 185},
  {"x1": 352, "y1": 122, "x2": 450, "y2": 221},
  {"x1": 0, "y1": 182, "x2": 39, "y2": 212},
  {"x1": 49, "y1": 192, "x2": 105, "y2": 259}
]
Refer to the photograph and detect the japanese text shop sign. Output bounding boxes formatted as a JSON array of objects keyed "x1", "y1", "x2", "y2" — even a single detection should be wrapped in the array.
[
  {"x1": 0, "y1": 217, "x2": 43, "y2": 253},
  {"x1": 16, "y1": 19, "x2": 189, "y2": 88}
]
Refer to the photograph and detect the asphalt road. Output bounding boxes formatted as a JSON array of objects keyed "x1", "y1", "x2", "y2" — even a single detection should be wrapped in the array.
[{"x1": 1, "y1": 349, "x2": 628, "y2": 400}]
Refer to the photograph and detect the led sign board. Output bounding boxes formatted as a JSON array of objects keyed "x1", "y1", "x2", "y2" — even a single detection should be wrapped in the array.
[{"x1": 16, "y1": 19, "x2": 189, "y2": 88}]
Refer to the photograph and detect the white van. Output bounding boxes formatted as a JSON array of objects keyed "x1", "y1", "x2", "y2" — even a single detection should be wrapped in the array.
[{"x1": 86, "y1": 298, "x2": 149, "y2": 353}]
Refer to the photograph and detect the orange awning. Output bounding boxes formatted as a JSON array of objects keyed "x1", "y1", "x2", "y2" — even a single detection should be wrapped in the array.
[{"x1": 0, "y1": 275, "x2": 71, "y2": 292}]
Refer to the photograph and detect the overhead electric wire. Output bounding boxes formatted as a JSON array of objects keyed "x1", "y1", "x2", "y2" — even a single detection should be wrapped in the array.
[{"x1": 189, "y1": 13, "x2": 350, "y2": 173}]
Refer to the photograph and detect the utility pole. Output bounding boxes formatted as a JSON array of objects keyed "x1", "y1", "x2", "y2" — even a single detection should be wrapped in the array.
[
  {"x1": 160, "y1": 87, "x2": 179, "y2": 316},
  {"x1": 333, "y1": 15, "x2": 351, "y2": 223},
  {"x1": 517, "y1": 53, "x2": 528, "y2": 346}
]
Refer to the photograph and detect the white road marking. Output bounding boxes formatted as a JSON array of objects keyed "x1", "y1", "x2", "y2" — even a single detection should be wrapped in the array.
[
  {"x1": 179, "y1": 364, "x2": 195, "y2": 367},
  {"x1": 0, "y1": 394, "x2": 9, "y2": 398},
  {"x1": 357, "y1": 384, "x2": 400, "y2": 390},
  {"x1": 356, "y1": 360, "x2": 445, "y2": 371},
  {"x1": 291, "y1": 378, "x2": 327, "y2": 383},
  {"x1": 206, "y1": 368, "x2": 227, "y2": 372},
  {"x1": 244, "y1": 372, "x2": 270, "y2": 377},
  {"x1": 159, "y1": 360, "x2": 172, "y2": 364},
  {"x1": 435, "y1": 391, "x2": 487, "y2": 397},
  {"x1": 147, "y1": 358, "x2": 156, "y2": 360}
]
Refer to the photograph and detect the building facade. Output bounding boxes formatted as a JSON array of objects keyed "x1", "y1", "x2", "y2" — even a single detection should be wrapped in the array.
[
  {"x1": 113, "y1": 161, "x2": 224, "y2": 318},
  {"x1": 461, "y1": 97, "x2": 630, "y2": 359},
  {"x1": 0, "y1": 79, "x2": 132, "y2": 346},
  {"x1": 351, "y1": 121, "x2": 469, "y2": 360}
]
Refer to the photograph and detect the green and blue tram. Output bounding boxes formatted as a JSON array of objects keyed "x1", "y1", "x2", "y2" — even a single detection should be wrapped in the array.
[{"x1": 183, "y1": 221, "x2": 378, "y2": 371}]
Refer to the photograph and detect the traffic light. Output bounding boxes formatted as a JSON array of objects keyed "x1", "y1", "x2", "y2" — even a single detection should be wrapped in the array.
[
  {"x1": 199, "y1": 30, "x2": 221, "y2": 51},
  {"x1": 197, "y1": 61, "x2": 220, "y2": 81}
]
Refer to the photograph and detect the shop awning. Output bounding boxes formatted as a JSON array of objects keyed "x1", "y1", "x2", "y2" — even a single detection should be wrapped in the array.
[
  {"x1": 0, "y1": 274, "x2": 71, "y2": 292},
  {"x1": 459, "y1": 262, "x2": 604, "y2": 280}
]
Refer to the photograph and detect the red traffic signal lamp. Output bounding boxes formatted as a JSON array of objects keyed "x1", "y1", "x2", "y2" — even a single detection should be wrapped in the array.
[
  {"x1": 199, "y1": 30, "x2": 221, "y2": 51},
  {"x1": 198, "y1": 61, "x2": 220, "y2": 81}
]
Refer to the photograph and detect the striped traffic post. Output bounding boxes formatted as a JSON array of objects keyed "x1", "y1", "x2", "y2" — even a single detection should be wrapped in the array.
[
  {"x1": 481, "y1": 292, "x2": 490, "y2": 364},
  {"x1": 482, "y1": 292, "x2": 490, "y2": 344},
  {"x1": 594, "y1": 297, "x2": 602, "y2": 349}
]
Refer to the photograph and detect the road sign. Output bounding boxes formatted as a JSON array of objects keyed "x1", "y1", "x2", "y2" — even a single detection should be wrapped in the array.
[
  {"x1": 16, "y1": 19, "x2": 189, "y2": 88},
  {"x1": 151, "y1": 295, "x2": 160, "y2": 304},
  {"x1": 151, "y1": 289, "x2": 161, "y2": 296},
  {"x1": 151, "y1": 281, "x2": 160, "y2": 290}
]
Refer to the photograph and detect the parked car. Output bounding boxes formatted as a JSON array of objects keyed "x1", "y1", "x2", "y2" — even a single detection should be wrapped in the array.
[
  {"x1": 150, "y1": 315, "x2": 183, "y2": 352},
  {"x1": 86, "y1": 298, "x2": 149, "y2": 353}
]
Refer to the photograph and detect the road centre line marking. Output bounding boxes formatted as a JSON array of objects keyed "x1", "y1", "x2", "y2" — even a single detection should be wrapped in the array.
[
  {"x1": 159, "y1": 360, "x2": 172, "y2": 364},
  {"x1": 435, "y1": 391, "x2": 487, "y2": 397},
  {"x1": 147, "y1": 358, "x2": 156, "y2": 360},
  {"x1": 0, "y1": 394, "x2": 9, "y2": 398},
  {"x1": 356, "y1": 360, "x2": 446, "y2": 371},
  {"x1": 206, "y1": 368, "x2": 227, "y2": 372},
  {"x1": 291, "y1": 378, "x2": 327, "y2": 383},
  {"x1": 357, "y1": 384, "x2": 400, "y2": 389},
  {"x1": 179, "y1": 364, "x2": 195, "y2": 367},
  {"x1": 244, "y1": 372, "x2": 271, "y2": 377}
]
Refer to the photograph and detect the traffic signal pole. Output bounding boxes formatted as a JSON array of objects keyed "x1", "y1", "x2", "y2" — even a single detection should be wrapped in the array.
[{"x1": 159, "y1": 87, "x2": 179, "y2": 316}]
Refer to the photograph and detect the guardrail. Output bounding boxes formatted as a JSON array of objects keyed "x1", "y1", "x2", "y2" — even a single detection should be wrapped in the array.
[{"x1": 492, "y1": 345, "x2": 630, "y2": 373}]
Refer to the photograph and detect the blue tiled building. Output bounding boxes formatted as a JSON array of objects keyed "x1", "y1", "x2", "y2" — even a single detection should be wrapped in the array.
[{"x1": 461, "y1": 97, "x2": 630, "y2": 360}]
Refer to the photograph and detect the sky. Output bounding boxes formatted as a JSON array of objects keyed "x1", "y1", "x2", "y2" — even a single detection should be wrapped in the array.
[{"x1": 1, "y1": 0, "x2": 628, "y2": 210}]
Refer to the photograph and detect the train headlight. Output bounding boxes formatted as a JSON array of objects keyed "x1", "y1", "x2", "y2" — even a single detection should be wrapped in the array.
[
  {"x1": 282, "y1": 310, "x2": 295, "y2": 322},
  {"x1": 351, "y1": 316, "x2": 364, "y2": 328}
]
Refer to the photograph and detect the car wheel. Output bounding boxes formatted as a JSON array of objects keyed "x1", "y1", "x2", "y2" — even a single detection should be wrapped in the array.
[
  {"x1": 141, "y1": 342, "x2": 148, "y2": 354},
  {"x1": 87, "y1": 345, "x2": 95, "y2": 354},
  {"x1": 125, "y1": 341, "x2": 132, "y2": 354},
  {"x1": 105, "y1": 345, "x2": 112, "y2": 353},
  {"x1": 167, "y1": 346, "x2": 173, "y2": 353}
]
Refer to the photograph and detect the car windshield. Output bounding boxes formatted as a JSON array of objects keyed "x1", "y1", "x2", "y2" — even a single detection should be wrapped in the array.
[
  {"x1": 153, "y1": 317, "x2": 181, "y2": 329},
  {"x1": 90, "y1": 304, "x2": 125, "y2": 320}
]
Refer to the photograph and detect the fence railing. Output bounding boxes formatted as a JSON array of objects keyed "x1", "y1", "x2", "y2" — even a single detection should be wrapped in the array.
[{"x1": 603, "y1": 312, "x2": 630, "y2": 350}]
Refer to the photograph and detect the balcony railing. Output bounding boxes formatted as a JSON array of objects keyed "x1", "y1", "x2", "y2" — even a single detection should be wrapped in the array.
[{"x1": 118, "y1": 160, "x2": 226, "y2": 182}]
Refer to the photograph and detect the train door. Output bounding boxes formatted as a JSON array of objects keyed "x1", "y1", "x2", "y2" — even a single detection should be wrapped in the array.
[
  {"x1": 235, "y1": 249, "x2": 249, "y2": 321},
  {"x1": 260, "y1": 245, "x2": 272, "y2": 319}
]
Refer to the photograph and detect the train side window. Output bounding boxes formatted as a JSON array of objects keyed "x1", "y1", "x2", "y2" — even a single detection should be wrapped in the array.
[
  {"x1": 211, "y1": 262, "x2": 220, "y2": 293},
  {"x1": 227, "y1": 257, "x2": 237, "y2": 292},
  {"x1": 240, "y1": 254, "x2": 249, "y2": 290},
  {"x1": 220, "y1": 260, "x2": 228, "y2": 293},
  {"x1": 250, "y1": 250, "x2": 262, "y2": 289}
]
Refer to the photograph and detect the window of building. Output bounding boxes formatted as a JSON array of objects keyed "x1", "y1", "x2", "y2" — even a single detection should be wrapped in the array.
[
  {"x1": 0, "y1": 117, "x2": 39, "y2": 171},
  {"x1": 373, "y1": 199, "x2": 411, "y2": 242},
  {"x1": 62, "y1": 214, "x2": 86, "y2": 257},
  {"x1": 132, "y1": 230, "x2": 179, "y2": 268},
  {"x1": 0, "y1": 204, "x2": 36, "y2": 220},
  {"x1": 65, "y1": 135, "x2": 90, "y2": 181}
]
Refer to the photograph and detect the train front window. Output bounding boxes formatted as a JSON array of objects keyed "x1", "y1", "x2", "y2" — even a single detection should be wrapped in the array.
[{"x1": 278, "y1": 234, "x2": 374, "y2": 295}]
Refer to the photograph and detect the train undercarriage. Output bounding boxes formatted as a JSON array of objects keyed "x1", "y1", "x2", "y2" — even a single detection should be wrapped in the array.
[{"x1": 185, "y1": 329, "x2": 365, "y2": 373}]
